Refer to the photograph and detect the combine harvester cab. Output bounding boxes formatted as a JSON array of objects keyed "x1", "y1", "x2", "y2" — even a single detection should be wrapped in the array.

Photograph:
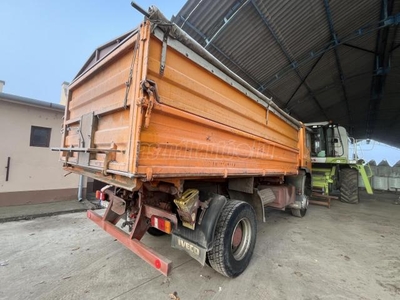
[
  {"x1": 53, "y1": 4, "x2": 312, "y2": 277},
  {"x1": 306, "y1": 122, "x2": 373, "y2": 204}
]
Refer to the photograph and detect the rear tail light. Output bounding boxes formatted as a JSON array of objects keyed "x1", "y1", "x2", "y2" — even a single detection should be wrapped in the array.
[
  {"x1": 95, "y1": 190, "x2": 107, "y2": 201},
  {"x1": 151, "y1": 216, "x2": 172, "y2": 234}
]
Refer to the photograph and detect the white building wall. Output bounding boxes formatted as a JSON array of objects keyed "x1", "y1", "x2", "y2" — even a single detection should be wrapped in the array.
[{"x1": 0, "y1": 100, "x2": 79, "y2": 205}]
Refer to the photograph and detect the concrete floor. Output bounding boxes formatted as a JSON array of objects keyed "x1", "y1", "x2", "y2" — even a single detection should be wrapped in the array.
[{"x1": 0, "y1": 191, "x2": 399, "y2": 300}]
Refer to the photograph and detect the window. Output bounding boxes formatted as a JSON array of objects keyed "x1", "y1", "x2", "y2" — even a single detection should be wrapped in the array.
[{"x1": 30, "y1": 126, "x2": 51, "y2": 147}]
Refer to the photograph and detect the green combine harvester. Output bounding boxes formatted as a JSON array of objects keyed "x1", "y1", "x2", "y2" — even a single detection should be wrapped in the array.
[{"x1": 306, "y1": 122, "x2": 373, "y2": 204}]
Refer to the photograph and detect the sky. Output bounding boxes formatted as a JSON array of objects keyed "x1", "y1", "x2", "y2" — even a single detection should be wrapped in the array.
[
  {"x1": 1, "y1": 0, "x2": 399, "y2": 164},
  {"x1": 0, "y1": 0, "x2": 186, "y2": 102},
  {"x1": 357, "y1": 140, "x2": 400, "y2": 167}
]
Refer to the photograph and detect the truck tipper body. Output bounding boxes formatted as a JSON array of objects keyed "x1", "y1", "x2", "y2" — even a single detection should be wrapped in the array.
[{"x1": 54, "y1": 6, "x2": 311, "y2": 278}]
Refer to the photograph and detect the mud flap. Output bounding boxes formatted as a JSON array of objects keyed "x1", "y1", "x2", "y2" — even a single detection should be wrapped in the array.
[
  {"x1": 171, "y1": 235, "x2": 207, "y2": 265},
  {"x1": 171, "y1": 194, "x2": 227, "y2": 265}
]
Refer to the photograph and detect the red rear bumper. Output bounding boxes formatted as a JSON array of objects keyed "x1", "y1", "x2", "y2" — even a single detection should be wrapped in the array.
[{"x1": 87, "y1": 210, "x2": 172, "y2": 276}]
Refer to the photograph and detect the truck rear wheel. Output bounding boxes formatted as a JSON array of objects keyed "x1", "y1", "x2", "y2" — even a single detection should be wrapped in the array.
[
  {"x1": 340, "y1": 168, "x2": 359, "y2": 204},
  {"x1": 291, "y1": 195, "x2": 309, "y2": 218},
  {"x1": 207, "y1": 200, "x2": 257, "y2": 278},
  {"x1": 291, "y1": 207, "x2": 307, "y2": 217}
]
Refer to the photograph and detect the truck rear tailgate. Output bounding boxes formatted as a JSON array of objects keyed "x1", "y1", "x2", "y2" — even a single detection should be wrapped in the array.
[{"x1": 59, "y1": 28, "x2": 145, "y2": 190}]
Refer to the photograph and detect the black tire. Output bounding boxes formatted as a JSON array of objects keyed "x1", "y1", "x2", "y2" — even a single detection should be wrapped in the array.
[
  {"x1": 147, "y1": 227, "x2": 166, "y2": 236},
  {"x1": 291, "y1": 195, "x2": 308, "y2": 218},
  {"x1": 207, "y1": 200, "x2": 257, "y2": 278},
  {"x1": 340, "y1": 168, "x2": 359, "y2": 204},
  {"x1": 205, "y1": 256, "x2": 211, "y2": 267},
  {"x1": 291, "y1": 207, "x2": 307, "y2": 217}
]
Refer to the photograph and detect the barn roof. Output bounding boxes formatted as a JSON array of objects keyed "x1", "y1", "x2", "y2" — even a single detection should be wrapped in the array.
[{"x1": 172, "y1": 0, "x2": 400, "y2": 147}]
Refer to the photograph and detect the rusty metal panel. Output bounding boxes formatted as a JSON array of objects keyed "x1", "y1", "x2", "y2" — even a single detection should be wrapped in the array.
[
  {"x1": 60, "y1": 21, "x2": 302, "y2": 188},
  {"x1": 87, "y1": 210, "x2": 172, "y2": 276},
  {"x1": 68, "y1": 50, "x2": 133, "y2": 120},
  {"x1": 267, "y1": 185, "x2": 296, "y2": 209},
  {"x1": 60, "y1": 26, "x2": 149, "y2": 190},
  {"x1": 137, "y1": 32, "x2": 300, "y2": 179}
]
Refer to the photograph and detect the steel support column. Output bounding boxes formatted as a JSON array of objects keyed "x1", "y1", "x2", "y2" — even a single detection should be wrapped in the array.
[
  {"x1": 390, "y1": 24, "x2": 399, "y2": 52},
  {"x1": 323, "y1": 0, "x2": 352, "y2": 131},
  {"x1": 365, "y1": 0, "x2": 394, "y2": 139}
]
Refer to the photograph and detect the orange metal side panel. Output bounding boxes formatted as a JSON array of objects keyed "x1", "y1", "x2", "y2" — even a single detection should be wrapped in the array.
[
  {"x1": 138, "y1": 104, "x2": 299, "y2": 178},
  {"x1": 136, "y1": 34, "x2": 300, "y2": 179},
  {"x1": 60, "y1": 22, "x2": 303, "y2": 188},
  {"x1": 298, "y1": 126, "x2": 312, "y2": 171},
  {"x1": 146, "y1": 37, "x2": 297, "y2": 149},
  {"x1": 62, "y1": 45, "x2": 137, "y2": 170}
]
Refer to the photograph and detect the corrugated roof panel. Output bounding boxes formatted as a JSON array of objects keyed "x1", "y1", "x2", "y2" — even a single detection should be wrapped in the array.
[
  {"x1": 208, "y1": 44, "x2": 261, "y2": 88},
  {"x1": 327, "y1": 113, "x2": 348, "y2": 127},
  {"x1": 292, "y1": 101, "x2": 323, "y2": 122},
  {"x1": 173, "y1": 0, "x2": 201, "y2": 25},
  {"x1": 376, "y1": 45, "x2": 400, "y2": 132},
  {"x1": 316, "y1": 86, "x2": 343, "y2": 109},
  {"x1": 346, "y1": 74, "x2": 372, "y2": 109},
  {"x1": 338, "y1": 45, "x2": 375, "y2": 79},
  {"x1": 212, "y1": 4, "x2": 292, "y2": 84},
  {"x1": 267, "y1": 71, "x2": 303, "y2": 106},
  {"x1": 255, "y1": 0, "x2": 330, "y2": 62},
  {"x1": 331, "y1": 0, "x2": 382, "y2": 38},
  {"x1": 174, "y1": 1, "x2": 242, "y2": 47},
  {"x1": 173, "y1": 0, "x2": 400, "y2": 147},
  {"x1": 192, "y1": 0, "x2": 239, "y2": 34},
  {"x1": 180, "y1": 0, "x2": 247, "y2": 43},
  {"x1": 287, "y1": 85, "x2": 314, "y2": 112},
  {"x1": 342, "y1": 30, "x2": 378, "y2": 53},
  {"x1": 283, "y1": 89, "x2": 327, "y2": 124},
  {"x1": 302, "y1": 50, "x2": 340, "y2": 92},
  {"x1": 346, "y1": 75, "x2": 372, "y2": 103}
]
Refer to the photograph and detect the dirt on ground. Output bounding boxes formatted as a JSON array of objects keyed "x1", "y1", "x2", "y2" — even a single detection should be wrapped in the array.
[{"x1": 0, "y1": 191, "x2": 399, "y2": 300}]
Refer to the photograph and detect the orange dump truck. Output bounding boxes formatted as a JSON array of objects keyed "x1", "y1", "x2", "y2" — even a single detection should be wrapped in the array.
[{"x1": 54, "y1": 6, "x2": 311, "y2": 278}]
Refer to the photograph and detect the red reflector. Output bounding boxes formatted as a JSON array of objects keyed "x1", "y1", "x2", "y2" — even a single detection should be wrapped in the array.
[{"x1": 155, "y1": 259, "x2": 161, "y2": 269}]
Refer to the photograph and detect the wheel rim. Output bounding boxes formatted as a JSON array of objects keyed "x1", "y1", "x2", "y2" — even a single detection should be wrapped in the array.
[{"x1": 231, "y1": 217, "x2": 252, "y2": 261}]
